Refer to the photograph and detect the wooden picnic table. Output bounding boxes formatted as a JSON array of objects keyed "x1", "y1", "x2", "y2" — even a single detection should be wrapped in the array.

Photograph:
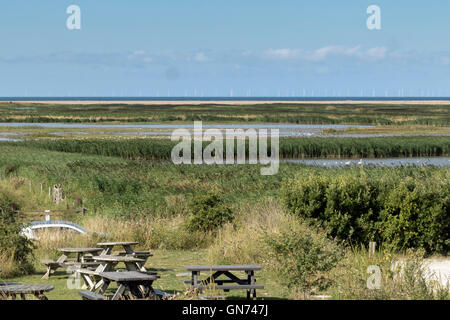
[
  {"x1": 58, "y1": 248, "x2": 103, "y2": 263},
  {"x1": 97, "y1": 242, "x2": 139, "y2": 255},
  {"x1": 76, "y1": 255, "x2": 146, "y2": 291},
  {"x1": 41, "y1": 247, "x2": 103, "y2": 279},
  {"x1": 79, "y1": 271, "x2": 159, "y2": 300},
  {"x1": 93, "y1": 255, "x2": 145, "y2": 271},
  {"x1": 96, "y1": 241, "x2": 150, "y2": 271},
  {"x1": 0, "y1": 284, "x2": 54, "y2": 300},
  {"x1": 185, "y1": 265, "x2": 264, "y2": 300}
]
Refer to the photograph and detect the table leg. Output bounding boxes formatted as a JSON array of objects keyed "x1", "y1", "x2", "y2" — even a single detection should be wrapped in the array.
[
  {"x1": 35, "y1": 292, "x2": 48, "y2": 300},
  {"x1": 191, "y1": 271, "x2": 199, "y2": 287},
  {"x1": 42, "y1": 266, "x2": 52, "y2": 280},
  {"x1": 81, "y1": 273, "x2": 95, "y2": 291},
  {"x1": 111, "y1": 284, "x2": 126, "y2": 300},
  {"x1": 100, "y1": 246, "x2": 113, "y2": 256},
  {"x1": 246, "y1": 270, "x2": 256, "y2": 300},
  {"x1": 20, "y1": 294, "x2": 26, "y2": 300},
  {"x1": 123, "y1": 245, "x2": 135, "y2": 254}
]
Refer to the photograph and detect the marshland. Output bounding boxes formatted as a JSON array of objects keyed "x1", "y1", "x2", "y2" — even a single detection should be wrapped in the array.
[{"x1": 0, "y1": 101, "x2": 449, "y2": 300}]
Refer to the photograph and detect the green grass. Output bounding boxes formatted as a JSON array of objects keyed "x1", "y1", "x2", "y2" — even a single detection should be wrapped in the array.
[
  {"x1": 2, "y1": 249, "x2": 285, "y2": 300},
  {"x1": 0, "y1": 102, "x2": 449, "y2": 125},
  {"x1": 4, "y1": 135, "x2": 450, "y2": 160},
  {"x1": 0, "y1": 143, "x2": 448, "y2": 218}
]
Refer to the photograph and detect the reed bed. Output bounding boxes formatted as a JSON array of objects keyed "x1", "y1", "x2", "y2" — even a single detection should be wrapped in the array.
[
  {"x1": 1, "y1": 102, "x2": 449, "y2": 125},
  {"x1": 6, "y1": 135, "x2": 450, "y2": 160}
]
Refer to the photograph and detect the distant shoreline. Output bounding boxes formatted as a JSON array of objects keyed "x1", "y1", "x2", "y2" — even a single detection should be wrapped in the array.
[{"x1": 2, "y1": 100, "x2": 450, "y2": 105}]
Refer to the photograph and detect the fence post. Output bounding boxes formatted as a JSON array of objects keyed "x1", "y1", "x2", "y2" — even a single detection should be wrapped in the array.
[
  {"x1": 369, "y1": 242, "x2": 376, "y2": 258},
  {"x1": 53, "y1": 185, "x2": 63, "y2": 204}
]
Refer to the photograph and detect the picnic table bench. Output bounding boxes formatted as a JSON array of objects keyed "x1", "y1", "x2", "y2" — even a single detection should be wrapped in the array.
[
  {"x1": 185, "y1": 265, "x2": 264, "y2": 300},
  {"x1": 0, "y1": 284, "x2": 54, "y2": 300},
  {"x1": 41, "y1": 247, "x2": 102, "y2": 279},
  {"x1": 79, "y1": 271, "x2": 159, "y2": 300}
]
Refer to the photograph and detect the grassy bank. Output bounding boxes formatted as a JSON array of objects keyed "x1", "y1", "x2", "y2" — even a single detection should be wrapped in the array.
[
  {"x1": 0, "y1": 143, "x2": 448, "y2": 299},
  {"x1": 1, "y1": 102, "x2": 449, "y2": 125},
  {"x1": 2, "y1": 200, "x2": 447, "y2": 300},
  {"x1": 4, "y1": 135, "x2": 450, "y2": 160},
  {"x1": 0, "y1": 144, "x2": 448, "y2": 250}
]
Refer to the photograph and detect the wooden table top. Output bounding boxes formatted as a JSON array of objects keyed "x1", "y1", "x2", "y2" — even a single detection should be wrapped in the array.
[
  {"x1": 185, "y1": 265, "x2": 262, "y2": 272},
  {"x1": 98, "y1": 271, "x2": 158, "y2": 282},
  {"x1": 58, "y1": 248, "x2": 103, "y2": 253},
  {"x1": 0, "y1": 284, "x2": 54, "y2": 294},
  {"x1": 93, "y1": 255, "x2": 144, "y2": 263},
  {"x1": 96, "y1": 242, "x2": 139, "y2": 247}
]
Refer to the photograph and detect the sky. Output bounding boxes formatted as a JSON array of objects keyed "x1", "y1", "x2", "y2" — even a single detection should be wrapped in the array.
[{"x1": 0, "y1": 0, "x2": 450, "y2": 97}]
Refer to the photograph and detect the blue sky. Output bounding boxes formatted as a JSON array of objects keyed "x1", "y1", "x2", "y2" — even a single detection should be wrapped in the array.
[{"x1": 0, "y1": 0, "x2": 450, "y2": 97}]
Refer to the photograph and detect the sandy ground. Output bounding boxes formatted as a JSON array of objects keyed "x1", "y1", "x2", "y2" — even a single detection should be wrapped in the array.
[
  {"x1": 2, "y1": 100, "x2": 450, "y2": 105},
  {"x1": 425, "y1": 258, "x2": 450, "y2": 286}
]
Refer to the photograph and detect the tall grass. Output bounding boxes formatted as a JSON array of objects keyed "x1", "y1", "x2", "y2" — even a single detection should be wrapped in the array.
[
  {"x1": 6, "y1": 135, "x2": 450, "y2": 160},
  {"x1": 1, "y1": 102, "x2": 449, "y2": 125},
  {"x1": 330, "y1": 247, "x2": 449, "y2": 300}
]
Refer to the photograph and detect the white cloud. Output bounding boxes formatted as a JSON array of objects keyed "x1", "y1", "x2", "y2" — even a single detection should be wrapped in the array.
[
  {"x1": 128, "y1": 50, "x2": 152, "y2": 63},
  {"x1": 263, "y1": 48, "x2": 303, "y2": 59},
  {"x1": 194, "y1": 52, "x2": 208, "y2": 62},
  {"x1": 365, "y1": 47, "x2": 387, "y2": 60},
  {"x1": 262, "y1": 45, "x2": 388, "y2": 62}
]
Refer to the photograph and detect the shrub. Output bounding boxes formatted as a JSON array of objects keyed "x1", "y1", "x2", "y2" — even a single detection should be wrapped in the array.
[
  {"x1": 187, "y1": 192, "x2": 233, "y2": 233},
  {"x1": 0, "y1": 194, "x2": 35, "y2": 277},
  {"x1": 3, "y1": 163, "x2": 18, "y2": 177},
  {"x1": 282, "y1": 167, "x2": 450, "y2": 254},
  {"x1": 380, "y1": 178, "x2": 450, "y2": 253},
  {"x1": 265, "y1": 222, "x2": 343, "y2": 297}
]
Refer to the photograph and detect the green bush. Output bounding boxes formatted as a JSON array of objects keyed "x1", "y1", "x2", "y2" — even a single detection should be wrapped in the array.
[
  {"x1": 265, "y1": 223, "x2": 343, "y2": 297},
  {"x1": 187, "y1": 192, "x2": 233, "y2": 233},
  {"x1": 3, "y1": 163, "x2": 19, "y2": 177},
  {"x1": 380, "y1": 178, "x2": 450, "y2": 253},
  {"x1": 0, "y1": 194, "x2": 35, "y2": 276},
  {"x1": 282, "y1": 167, "x2": 450, "y2": 254}
]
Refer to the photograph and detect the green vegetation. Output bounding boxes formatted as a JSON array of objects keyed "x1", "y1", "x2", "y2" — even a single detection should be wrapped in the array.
[
  {"x1": 1, "y1": 102, "x2": 449, "y2": 125},
  {"x1": 0, "y1": 194, "x2": 35, "y2": 277},
  {"x1": 0, "y1": 144, "x2": 448, "y2": 254},
  {"x1": 265, "y1": 223, "x2": 343, "y2": 297},
  {"x1": 187, "y1": 192, "x2": 234, "y2": 233},
  {"x1": 0, "y1": 109, "x2": 448, "y2": 299},
  {"x1": 5, "y1": 135, "x2": 450, "y2": 160},
  {"x1": 331, "y1": 248, "x2": 449, "y2": 300},
  {"x1": 281, "y1": 168, "x2": 450, "y2": 253}
]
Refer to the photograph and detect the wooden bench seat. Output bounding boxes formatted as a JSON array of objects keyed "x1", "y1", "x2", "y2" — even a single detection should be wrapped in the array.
[
  {"x1": 189, "y1": 284, "x2": 264, "y2": 290},
  {"x1": 185, "y1": 264, "x2": 263, "y2": 300},
  {"x1": 186, "y1": 265, "x2": 262, "y2": 272},
  {"x1": 75, "y1": 268, "x2": 100, "y2": 276},
  {"x1": 118, "y1": 251, "x2": 152, "y2": 257},
  {"x1": 41, "y1": 259, "x2": 64, "y2": 279},
  {"x1": 79, "y1": 291, "x2": 106, "y2": 300},
  {"x1": 66, "y1": 262, "x2": 101, "y2": 273},
  {"x1": 0, "y1": 284, "x2": 54, "y2": 300}
]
